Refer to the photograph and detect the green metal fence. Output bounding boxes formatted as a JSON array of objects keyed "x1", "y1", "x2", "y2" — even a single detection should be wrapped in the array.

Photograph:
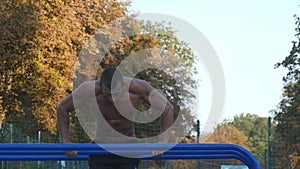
[
  {"x1": 0, "y1": 121, "x2": 249, "y2": 169},
  {"x1": 0, "y1": 122, "x2": 88, "y2": 169},
  {"x1": 0, "y1": 122, "x2": 169, "y2": 169}
]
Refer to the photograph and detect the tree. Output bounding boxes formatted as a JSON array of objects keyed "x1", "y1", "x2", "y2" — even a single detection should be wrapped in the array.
[
  {"x1": 201, "y1": 124, "x2": 251, "y2": 167},
  {"x1": 0, "y1": 0, "x2": 198, "y2": 144},
  {"x1": 229, "y1": 113, "x2": 268, "y2": 161},
  {"x1": 74, "y1": 17, "x2": 198, "y2": 142},
  {"x1": 205, "y1": 124, "x2": 251, "y2": 150},
  {"x1": 274, "y1": 14, "x2": 300, "y2": 168},
  {"x1": 0, "y1": 0, "x2": 129, "y2": 139}
]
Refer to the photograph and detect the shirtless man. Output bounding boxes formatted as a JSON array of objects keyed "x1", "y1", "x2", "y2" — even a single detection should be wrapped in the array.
[{"x1": 57, "y1": 67, "x2": 174, "y2": 169}]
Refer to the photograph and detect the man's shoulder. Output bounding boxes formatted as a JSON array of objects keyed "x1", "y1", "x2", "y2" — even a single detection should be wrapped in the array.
[
  {"x1": 80, "y1": 80, "x2": 97, "y2": 87},
  {"x1": 124, "y1": 77, "x2": 153, "y2": 95},
  {"x1": 124, "y1": 77, "x2": 147, "y2": 86},
  {"x1": 74, "y1": 80, "x2": 99, "y2": 92}
]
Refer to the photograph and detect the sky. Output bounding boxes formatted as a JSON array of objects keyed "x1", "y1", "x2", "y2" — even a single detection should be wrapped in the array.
[{"x1": 129, "y1": 0, "x2": 299, "y2": 128}]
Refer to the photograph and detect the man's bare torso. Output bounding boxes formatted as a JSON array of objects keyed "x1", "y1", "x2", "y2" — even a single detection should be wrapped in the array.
[
  {"x1": 92, "y1": 77, "x2": 145, "y2": 143},
  {"x1": 57, "y1": 70, "x2": 173, "y2": 146}
]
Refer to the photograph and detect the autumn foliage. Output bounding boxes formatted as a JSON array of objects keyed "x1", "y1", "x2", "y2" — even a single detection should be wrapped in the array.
[{"x1": 0, "y1": 0, "x2": 129, "y2": 137}]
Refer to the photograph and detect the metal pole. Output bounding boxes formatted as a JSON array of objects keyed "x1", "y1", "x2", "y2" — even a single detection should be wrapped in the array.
[
  {"x1": 165, "y1": 160, "x2": 168, "y2": 169},
  {"x1": 26, "y1": 136, "x2": 30, "y2": 144},
  {"x1": 264, "y1": 149, "x2": 267, "y2": 169},
  {"x1": 197, "y1": 120, "x2": 200, "y2": 169},
  {"x1": 9, "y1": 124, "x2": 12, "y2": 144},
  {"x1": 38, "y1": 131, "x2": 41, "y2": 167},
  {"x1": 9, "y1": 124, "x2": 13, "y2": 169},
  {"x1": 268, "y1": 117, "x2": 272, "y2": 169},
  {"x1": 38, "y1": 131, "x2": 41, "y2": 143},
  {"x1": 1, "y1": 123, "x2": 3, "y2": 169},
  {"x1": 26, "y1": 136, "x2": 30, "y2": 169}
]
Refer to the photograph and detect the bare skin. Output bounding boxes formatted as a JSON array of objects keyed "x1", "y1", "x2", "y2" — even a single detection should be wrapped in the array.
[{"x1": 57, "y1": 77, "x2": 174, "y2": 156}]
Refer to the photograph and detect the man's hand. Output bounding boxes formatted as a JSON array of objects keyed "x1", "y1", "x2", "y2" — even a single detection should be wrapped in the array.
[
  {"x1": 63, "y1": 141, "x2": 77, "y2": 157},
  {"x1": 65, "y1": 150, "x2": 78, "y2": 157},
  {"x1": 152, "y1": 150, "x2": 164, "y2": 156},
  {"x1": 153, "y1": 132, "x2": 169, "y2": 156}
]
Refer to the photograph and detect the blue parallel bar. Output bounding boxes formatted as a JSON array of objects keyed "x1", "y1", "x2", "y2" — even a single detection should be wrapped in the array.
[
  {"x1": 0, "y1": 150, "x2": 249, "y2": 155},
  {"x1": 0, "y1": 143, "x2": 260, "y2": 169}
]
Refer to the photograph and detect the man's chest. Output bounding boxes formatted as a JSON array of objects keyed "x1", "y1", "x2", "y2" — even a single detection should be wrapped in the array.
[{"x1": 95, "y1": 93, "x2": 140, "y2": 120}]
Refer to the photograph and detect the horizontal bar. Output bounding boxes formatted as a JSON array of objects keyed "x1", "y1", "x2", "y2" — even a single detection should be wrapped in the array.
[
  {"x1": 0, "y1": 150, "x2": 248, "y2": 155},
  {"x1": 0, "y1": 143, "x2": 260, "y2": 169},
  {"x1": 0, "y1": 143, "x2": 248, "y2": 150},
  {"x1": 0, "y1": 154, "x2": 239, "y2": 161}
]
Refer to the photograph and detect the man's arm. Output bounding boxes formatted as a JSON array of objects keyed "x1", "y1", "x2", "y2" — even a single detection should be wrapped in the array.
[
  {"x1": 159, "y1": 100, "x2": 174, "y2": 143},
  {"x1": 57, "y1": 93, "x2": 74, "y2": 144},
  {"x1": 57, "y1": 81, "x2": 94, "y2": 143},
  {"x1": 149, "y1": 89, "x2": 174, "y2": 143},
  {"x1": 130, "y1": 78, "x2": 174, "y2": 143},
  {"x1": 57, "y1": 93, "x2": 78, "y2": 157},
  {"x1": 57, "y1": 82, "x2": 94, "y2": 157}
]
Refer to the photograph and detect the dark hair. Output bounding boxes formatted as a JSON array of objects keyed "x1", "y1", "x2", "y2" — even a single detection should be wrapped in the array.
[{"x1": 100, "y1": 68, "x2": 123, "y2": 89}]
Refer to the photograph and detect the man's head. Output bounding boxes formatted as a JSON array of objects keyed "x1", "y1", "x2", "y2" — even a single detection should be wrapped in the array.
[{"x1": 100, "y1": 67, "x2": 124, "y2": 101}]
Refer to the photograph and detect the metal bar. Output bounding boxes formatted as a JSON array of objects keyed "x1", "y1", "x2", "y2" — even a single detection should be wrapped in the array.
[
  {"x1": 0, "y1": 143, "x2": 260, "y2": 169},
  {"x1": 0, "y1": 149, "x2": 252, "y2": 155}
]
